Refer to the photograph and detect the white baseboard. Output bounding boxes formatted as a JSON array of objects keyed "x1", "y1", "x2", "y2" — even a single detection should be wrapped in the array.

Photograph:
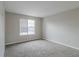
[
  {"x1": 5, "y1": 39, "x2": 42, "y2": 45},
  {"x1": 46, "y1": 39, "x2": 79, "y2": 50},
  {"x1": 5, "y1": 40, "x2": 27, "y2": 45}
]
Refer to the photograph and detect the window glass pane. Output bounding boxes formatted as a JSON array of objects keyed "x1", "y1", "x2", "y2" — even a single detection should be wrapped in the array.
[
  {"x1": 20, "y1": 19, "x2": 28, "y2": 35},
  {"x1": 28, "y1": 20, "x2": 35, "y2": 35},
  {"x1": 20, "y1": 19, "x2": 35, "y2": 35}
]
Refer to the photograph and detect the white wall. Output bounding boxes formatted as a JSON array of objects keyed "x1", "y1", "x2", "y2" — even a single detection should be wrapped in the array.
[
  {"x1": 0, "y1": 2, "x2": 5, "y2": 56},
  {"x1": 43, "y1": 8, "x2": 79, "y2": 49},
  {"x1": 5, "y1": 12, "x2": 42, "y2": 45}
]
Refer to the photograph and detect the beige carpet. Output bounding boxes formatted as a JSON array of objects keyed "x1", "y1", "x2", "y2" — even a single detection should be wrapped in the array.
[{"x1": 5, "y1": 40, "x2": 79, "y2": 57}]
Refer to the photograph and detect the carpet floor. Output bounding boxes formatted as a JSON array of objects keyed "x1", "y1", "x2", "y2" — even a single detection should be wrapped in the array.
[{"x1": 5, "y1": 40, "x2": 79, "y2": 57}]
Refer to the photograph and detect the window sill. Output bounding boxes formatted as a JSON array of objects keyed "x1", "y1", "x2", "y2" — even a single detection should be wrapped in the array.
[{"x1": 20, "y1": 33, "x2": 35, "y2": 36}]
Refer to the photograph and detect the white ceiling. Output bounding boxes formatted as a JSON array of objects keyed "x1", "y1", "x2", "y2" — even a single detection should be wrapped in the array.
[{"x1": 4, "y1": 1, "x2": 79, "y2": 17}]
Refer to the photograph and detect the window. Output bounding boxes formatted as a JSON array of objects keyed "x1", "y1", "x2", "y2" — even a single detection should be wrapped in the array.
[{"x1": 20, "y1": 19, "x2": 35, "y2": 35}]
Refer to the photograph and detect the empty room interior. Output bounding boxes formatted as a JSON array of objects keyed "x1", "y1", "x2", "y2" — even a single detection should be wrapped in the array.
[{"x1": 1, "y1": 1, "x2": 79, "y2": 57}]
